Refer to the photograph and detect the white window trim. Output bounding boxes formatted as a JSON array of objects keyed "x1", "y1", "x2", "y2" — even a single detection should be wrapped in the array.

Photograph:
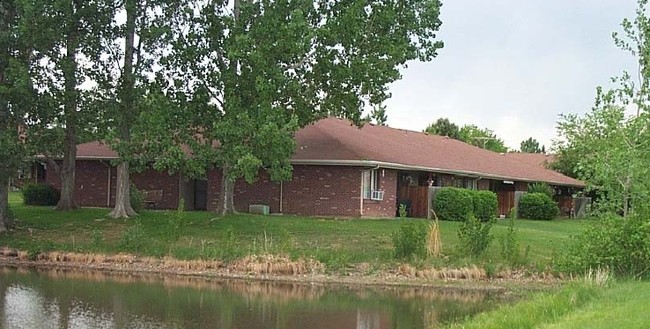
[{"x1": 362, "y1": 169, "x2": 382, "y2": 200}]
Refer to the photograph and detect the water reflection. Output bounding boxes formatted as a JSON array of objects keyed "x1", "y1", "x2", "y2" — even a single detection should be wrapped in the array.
[{"x1": 0, "y1": 266, "x2": 501, "y2": 329}]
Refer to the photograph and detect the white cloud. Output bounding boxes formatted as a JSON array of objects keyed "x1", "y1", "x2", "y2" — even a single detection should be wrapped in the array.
[{"x1": 384, "y1": 0, "x2": 638, "y2": 150}]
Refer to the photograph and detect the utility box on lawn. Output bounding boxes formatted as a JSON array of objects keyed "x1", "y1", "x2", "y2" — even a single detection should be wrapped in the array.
[{"x1": 249, "y1": 204, "x2": 270, "y2": 215}]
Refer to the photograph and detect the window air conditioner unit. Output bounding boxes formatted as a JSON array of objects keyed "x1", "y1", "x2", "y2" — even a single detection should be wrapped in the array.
[{"x1": 370, "y1": 190, "x2": 384, "y2": 201}]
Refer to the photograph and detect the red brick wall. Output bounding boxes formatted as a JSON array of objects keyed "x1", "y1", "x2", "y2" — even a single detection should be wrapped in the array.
[
  {"x1": 282, "y1": 165, "x2": 363, "y2": 216},
  {"x1": 46, "y1": 160, "x2": 180, "y2": 209},
  {"x1": 207, "y1": 165, "x2": 368, "y2": 216},
  {"x1": 46, "y1": 160, "x2": 115, "y2": 207},
  {"x1": 205, "y1": 169, "x2": 282, "y2": 213},
  {"x1": 363, "y1": 169, "x2": 398, "y2": 217},
  {"x1": 131, "y1": 169, "x2": 181, "y2": 209}
]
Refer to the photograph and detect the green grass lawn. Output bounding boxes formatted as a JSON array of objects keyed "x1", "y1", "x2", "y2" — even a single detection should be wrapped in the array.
[
  {"x1": 2, "y1": 191, "x2": 587, "y2": 271},
  {"x1": 448, "y1": 280, "x2": 650, "y2": 329}
]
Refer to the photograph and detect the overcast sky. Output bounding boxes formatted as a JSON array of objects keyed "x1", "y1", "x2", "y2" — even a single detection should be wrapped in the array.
[{"x1": 383, "y1": 0, "x2": 639, "y2": 151}]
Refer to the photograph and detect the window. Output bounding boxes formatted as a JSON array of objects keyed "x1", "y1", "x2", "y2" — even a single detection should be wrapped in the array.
[
  {"x1": 465, "y1": 179, "x2": 477, "y2": 190},
  {"x1": 362, "y1": 170, "x2": 382, "y2": 200}
]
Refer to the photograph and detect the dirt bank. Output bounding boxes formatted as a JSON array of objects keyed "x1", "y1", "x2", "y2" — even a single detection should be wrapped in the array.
[{"x1": 0, "y1": 248, "x2": 564, "y2": 292}]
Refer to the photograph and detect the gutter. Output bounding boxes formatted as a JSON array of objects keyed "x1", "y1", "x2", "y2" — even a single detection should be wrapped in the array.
[{"x1": 290, "y1": 159, "x2": 584, "y2": 188}]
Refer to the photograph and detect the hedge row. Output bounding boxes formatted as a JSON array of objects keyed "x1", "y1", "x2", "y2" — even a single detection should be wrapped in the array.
[{"x1": 433, "y1": 187, "x2": 497, "y2": 221}]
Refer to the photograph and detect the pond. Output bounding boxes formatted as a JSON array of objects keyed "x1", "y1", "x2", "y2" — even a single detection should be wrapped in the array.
[{"x1": 0, "y1": 267, "x2": 503, "y2": 329}]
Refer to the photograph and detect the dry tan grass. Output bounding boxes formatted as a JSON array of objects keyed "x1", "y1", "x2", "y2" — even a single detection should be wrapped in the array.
[
  {"x1": 398, "y1": 264, "x2": 486, "y2": 281},
  {"x1": 231, "y1": 254, "x2": 324, "y2": 276},
  {"x1": 426, "y1": 216, "x2": 442, "y2": 257}
]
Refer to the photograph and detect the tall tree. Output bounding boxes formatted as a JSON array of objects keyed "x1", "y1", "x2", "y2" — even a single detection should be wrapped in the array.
[
  {"x1": 424, "y1": 117, "x2": 460, "y2": 139},
  {"x1": 519, "y1": 137, "x2": 545, "y2": 153},
  {"x1": 556, "y1": 0, "x2": 650, "y2": 217},
  {"x1": 458, "y1": 124, "x2": 508, "y2": 153},
  {"x1": 29, "y1": 0, "x2": 114, "y2": 210},
  {"x1": 0, "y1": 1, "x2": 38, "y2": 232},
  {"x1": 161, "y1": 0, "x2": 444, "y2": 215},
  {"x1": 99, "y1": 0, "x2": 185, "y2": 218}
]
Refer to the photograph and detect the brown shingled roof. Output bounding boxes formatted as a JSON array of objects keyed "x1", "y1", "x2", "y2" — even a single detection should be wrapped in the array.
[
  {"x1": 502, "y1": 152, "x2": 556, "y2": 168},
  {"x1": 74, "y1": 117, "x2": 584, "y2": 187}
]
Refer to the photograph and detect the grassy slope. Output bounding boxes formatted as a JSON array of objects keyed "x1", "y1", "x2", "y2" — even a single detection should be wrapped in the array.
[
  {"x1": 448, "y1": 281, "x2": 650, "y2": 329},
  {"x1": 2, "y1": 192, "x2": 586, "y2": 269}
]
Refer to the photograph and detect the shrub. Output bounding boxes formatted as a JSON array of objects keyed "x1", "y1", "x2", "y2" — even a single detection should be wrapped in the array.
[
  {"x1": 130, "y1": 184, "x2": 144, "y2": 212},
  {"x1": 472, "y1": 190, "x2": 498, "y2": 221},
  {"x1": 458, "y1": 215, "x2": 493, "y2": 257},
  {"x1": 433, "y1": 187, "x2": 473, "y2": 221},
  {"x1": 518, "y1": 193, "x2": 559, "y2": 220},
  {"x1": 22, "y1": 184, "x2": 60, "y2": 206},
  {"x1": 528, "y1": 182, "x2": 554, "y2": 197},
  {"x1": 499, "y1": 213, "x2": 529, "y2": 265},
  {"x1": 392, "y1": 220, "x2": 428, "y2": 260},
  {"x1": 557, "y1": 215, "x2": 650, "y2": 278}
]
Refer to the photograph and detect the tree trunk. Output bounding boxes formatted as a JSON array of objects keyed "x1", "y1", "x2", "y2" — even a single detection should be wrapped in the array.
[
  {"x1": 109, "y1": 161, "x2": 136, "y2": 218},
  {"x1": 0, "y1": 180, "x2": 12, "y2": 233},
  {"x1": 109, "y1": 0, "x2": 137, "y2": 218},
  {"x1": 217, "y1": 167, "x2": 236, "y2": 215},
  {"x1": 56, "y1": 125, "x2": 77, "y2": 210},
  {"x1": 55, "y1": 25, "x2": 79, "y2": 211}
]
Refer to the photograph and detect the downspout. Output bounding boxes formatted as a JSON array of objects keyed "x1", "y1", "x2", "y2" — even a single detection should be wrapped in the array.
[
  {"x1": 279, "y1": 181, "x2": 283, "y2": 213},
  {"x1": 360, "y1": 171, "x2": 364, "y2": 216}
]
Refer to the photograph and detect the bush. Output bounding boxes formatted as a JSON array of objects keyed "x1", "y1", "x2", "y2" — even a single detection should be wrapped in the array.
[
  {"x1": 22, "y1": 184, "x2": 60, "y2": 206},
  {"x1": 558, "y1": 215, "x2": 650, "y2": 278},
  {"x1": 528, "y1": 182, "x2": 554, "y2": 197},
  {"x1": 458, "y1": 215, "x2": 493, "y2": 257},
  {"x1": 130, "y1": 184, "x2": 144, "y2": 212},
  {"x1": 392, "y1": 220, "x2": 428, "y2": 260},
  {"x1": 518, "y1": 193, "x2": 559, "y2": 220},
  {"x1": 472, "y1": 190, "x2": 498, "y2": 221},
  {"x1": 433, "y1": 187, "x2": 473, "y2": 221}
]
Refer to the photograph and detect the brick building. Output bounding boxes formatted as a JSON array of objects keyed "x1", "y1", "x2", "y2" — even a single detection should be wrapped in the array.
[{"x1": 38, "y1": 118, "x2": 583, "y2": 217}]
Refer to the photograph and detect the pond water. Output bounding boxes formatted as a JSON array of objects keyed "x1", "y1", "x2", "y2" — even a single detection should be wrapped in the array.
[{"x1": 0, "y1": 267, "x2": 502, "y2": 329}]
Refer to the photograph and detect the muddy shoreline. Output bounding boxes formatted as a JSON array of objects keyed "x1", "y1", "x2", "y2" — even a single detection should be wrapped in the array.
[{"x1": 0, "y1": 248, "x2": 563, "y2": 293}]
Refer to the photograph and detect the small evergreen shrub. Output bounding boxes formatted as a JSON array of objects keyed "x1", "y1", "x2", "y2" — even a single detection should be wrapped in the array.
[
  {"x1": 433, "y1": 187, "x2": 473, "y2": 221},
  {"x1": 458, "y1": 215, "x2": 493, "y2": 257},
  {"x1": 558, "y1": 215, "x2": 650, "y2": 278},
  {"x1": 392, "y1": 220, "x2": 428, "y2": 260},
  {"x1": 518, "y1": 192, "x2": 559, "y2": 220},
  {"x1": 528, "y1": 182, "x2": 554, "y2": 197},
  {"x1": 22, "y1": 184, "x2": 60, "y2": 206},
  {"x1": 472, "y1": 190, "x2": 498, "y2": 221},
  {"x1": 130, "y1": 184, "x2": 144, "y2": 212}
]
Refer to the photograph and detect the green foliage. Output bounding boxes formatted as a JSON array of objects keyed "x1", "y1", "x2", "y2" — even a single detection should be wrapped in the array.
[
  {"x1": 119, "y1": 219, "x2": 146, "y2": 252},
  {"x1": 518, "y1": 193, "x2": 559, "y2": 220},
  {"x1": 459, "y1": 124, "x2": 508, "y2": 153},
  {"x1": 554, "y1": 0, "x2": 650, "y2": 217},
  {"x1": 130, "y1": 185, "x2": 144, "y2": 213},
  {"x1": 472, "y1": 190, "x2": 498, "y2": 222},
  {"x1": 558, "y1": 215, "x2": 650, "y2": 278},
  {"x1": 392, "y1": 220, "x2": 428, "y2": 260},
  {"x1": 22, "y1": 184, "x2": 60, "y2": 206},
  {"x1": 424, "y1": 118, "x2": 461, "y2": 139},
  {"x1": 398, "y1": 203, "x2": 408, "y2": 218},
  {"x1": 528, "y1": 182, "x2": 554, "y2": 198},
  {"x1": 499, "y1": 214, "x2": 528, "y2": 265},
  {"x1": 364, "y1": 104, "x2": 388, "y2": 126},
  {"x1": 91, "y1": 227, "x2": 104, "y2": 248},
  {"x1": 457, "y1": 215, "x2": 493, "y2": 257},
  {"x1": 155, "y1": 0, "x2": 444, "y2": 213},
  {"x1": 519, "y1": 137, "x2": 545, "y2": 153},
  {"x1": 434, "y1": 187, "x2": 473, "y2": 221}
]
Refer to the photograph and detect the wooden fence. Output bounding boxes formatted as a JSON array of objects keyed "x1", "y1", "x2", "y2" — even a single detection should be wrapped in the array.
[{"x1": 397, "y1": 186, "x2": 429, "y2": 218}]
